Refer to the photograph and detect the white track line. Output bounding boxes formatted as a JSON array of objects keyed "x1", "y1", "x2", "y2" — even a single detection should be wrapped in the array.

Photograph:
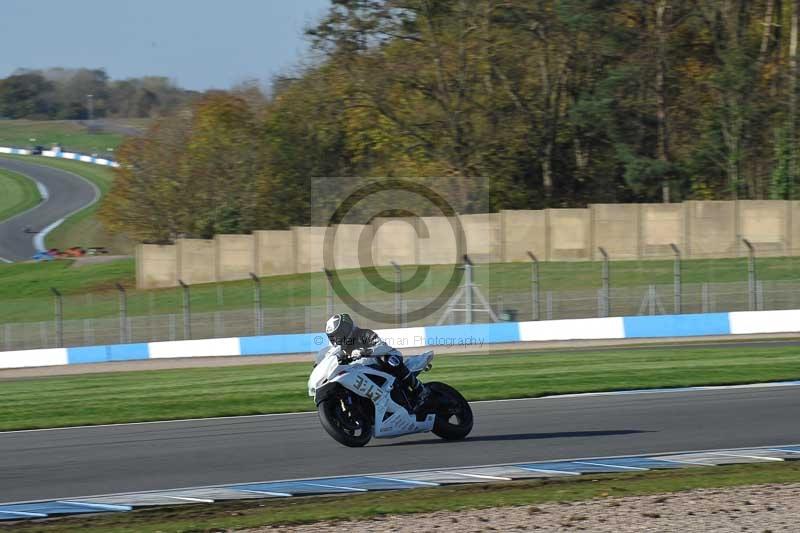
[
  {"x1": 3, "y1": 443, "x2": 799, "y2": 507},
  {"x1": 573, "y1": 461, "x2": 648, "y2": 471},
  {"x1": 57, "y1": 501, "x2": 131, "y2": 511},
  {"x1": 33, "y1": 217, "x2": 64, "y2": 252},
  {"x1": 35, "y1": 181, "x2": 48, "y2": 200},
  {"x1": 708, "y1": 452, "x2": 784, "y2": 462},
  {"x1": 445, "y1": 472, "x2": 511, "y2": 481},
  {"x1": 300, "y1": 482, "x2": 367, "y2": 492},
  {"x1": 368, "y1": 476, "x2": 439, "y2": 487},
  {"x1": 236, "y1": 489, "x2": 292, "y2": 497},
  {"x1": 165, "y1": 496, "x2": 214, "y2": 503},
  {"x1": 0, "y1": 510, "x2": 46, "y2": 517},
  {"x1": 23, "y1": 163, "x2": 101, "y2": 253},
  {"x1": 3, "y1": 380, "x2": 799, "y2": 435},
  {"x1": 515, "y1": 466, "x2": 581, "y2": 476}
]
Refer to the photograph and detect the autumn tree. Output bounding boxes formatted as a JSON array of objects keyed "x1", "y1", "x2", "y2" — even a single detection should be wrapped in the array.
[{"x1": 99, "y1": 93, "x2": 269, "y2": 240}]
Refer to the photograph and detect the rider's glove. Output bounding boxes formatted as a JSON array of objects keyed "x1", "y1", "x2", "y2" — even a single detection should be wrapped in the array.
[{"x1": 351, "y1": 349, "x2": 362, "y2": 358}]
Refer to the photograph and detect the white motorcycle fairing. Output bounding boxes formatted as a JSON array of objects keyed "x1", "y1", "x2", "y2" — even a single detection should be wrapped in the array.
[{"x1": 309, "y1": 347, "x2": 435, "y2": 438}]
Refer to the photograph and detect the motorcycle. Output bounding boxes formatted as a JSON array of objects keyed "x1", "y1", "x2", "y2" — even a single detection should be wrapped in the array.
[{"x1": 308, "y1": 345, "x2": 473, "y2": 447}]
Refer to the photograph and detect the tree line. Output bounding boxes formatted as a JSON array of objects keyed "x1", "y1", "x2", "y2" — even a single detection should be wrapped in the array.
[
  {"x1": 0, "y1": 68, "x2": 198, "y2": 120},
  {"x1": 101, "y1": 0, "x2": 800, "y2": 242}
]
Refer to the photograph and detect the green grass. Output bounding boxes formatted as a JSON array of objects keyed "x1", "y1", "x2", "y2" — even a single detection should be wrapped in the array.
[
  {"x1": 2, "y1": 345, "x2": 799, "y2": 431},
  {"x1": 0, "y1": 150, "x2": 799, "y2": 323},
  {"x1": 3, "y1": 251, "x2": 800, "y2": 323},
  {"x1": 0, "y1": 167, "x2": 41, "y2": 222},
  {"x1": 4, "y1": 461, "x2": 799, "y2": 532},
  {"x1": 0, "y1": 154, "x2": 132, "y2": 253},
  {"x1": 0, "y1": 119, "x2": 126, "y2": 155}
]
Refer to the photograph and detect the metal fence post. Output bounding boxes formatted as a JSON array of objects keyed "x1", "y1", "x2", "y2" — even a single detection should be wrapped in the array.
[
  {"x1": 702, "y1": 282, "x2": 710, "y2": 313},
  {"x1": 390, "y1": 261, "x2": 404, "y2": 327},
  {"x1": 670, "y1": 244, "x2": 681, "y2": 314},
  {"x1": 743, "y1": 238, "x2": 757, "y2": 311},
  {"x1": 115, "y1": 283, "x2": 127, "y2": 343},
  {"x1": 598, "y1": 247, "x2": 610, "y2": 317},
  {"x1": 50, "y1": 287, "x2": 63, "y2": 347},
  {"x1": 756, "y1": 279, "x2": 764, "y2": 311},
  {"x1": 178, "y1": 279, "x2": 191, "y2": 339},
  {"x1": 250, "y1": 272, "x2": 263, "y2": 335},
  {"x1": 527, "y1": 251, "x2": 540, "y2": 321},
  {"x1": 324, "y1": 269, "x2": 334, "y2": 317},
  {"x1": 648, "y1": 285, "x2": 657, "y2": 315},
  {"x1": 464, "y1": 255, "x2": 474, "y2": 324}
]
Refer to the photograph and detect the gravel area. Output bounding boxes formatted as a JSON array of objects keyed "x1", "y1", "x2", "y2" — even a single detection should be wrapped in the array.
[{"x1": 243, "y1": 483, "x2": 800, "y2": 532}]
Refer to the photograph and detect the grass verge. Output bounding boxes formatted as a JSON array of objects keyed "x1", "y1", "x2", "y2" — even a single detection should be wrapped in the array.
[
  {"x1": 3, "y1": 252, "x2": 800, "y2": 323},
  {"x1": 0, "y1": 167, "x2": 41, "y2": 222},
  {"x1": 4, "y1": 462, "x2": 799, "y2": 532},
  {"x1": 1, "y1": 344, "x2": 799, "y2": 431},
  {"x1": 0, "y1": 120, "x2": 124, "y2": 155}
]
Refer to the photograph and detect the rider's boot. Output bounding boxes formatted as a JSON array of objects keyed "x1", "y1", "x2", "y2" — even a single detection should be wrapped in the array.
[
  {"x1": 404, "y1": 374, "x2": 429, "y2": 413},
  {"x1": 386, "y1": 353, "x2": 430, "y2": 413}
]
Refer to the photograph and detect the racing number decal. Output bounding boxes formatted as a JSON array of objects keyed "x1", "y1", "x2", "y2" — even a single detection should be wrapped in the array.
[{"x1": 353, "y1": 375, "x2": 383, "y2": 402}]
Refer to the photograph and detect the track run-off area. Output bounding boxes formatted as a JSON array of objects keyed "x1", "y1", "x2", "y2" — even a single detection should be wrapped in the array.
[
  {"x1": 0, "y1": 157, "x2": 99, "y2": 262},
  {"x1": 1, "y1": 381, "x2": 798, "y2": 505}
]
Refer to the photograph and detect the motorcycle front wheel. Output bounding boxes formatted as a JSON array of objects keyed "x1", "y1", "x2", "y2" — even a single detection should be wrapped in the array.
[
  {"x1": 317, "y1": 392, "x2": 373, "y2": 447},
  {"x1": 428, "y1": 381, "x2": 473, "y2": 441}
]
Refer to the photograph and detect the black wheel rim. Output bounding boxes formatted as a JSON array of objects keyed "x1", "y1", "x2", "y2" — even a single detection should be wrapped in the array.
[
  {"x1": 331, "y1": 398, "x2": 369, "y2": 438},
  {"x1": 437, "y1": 395, "x2": 471, "y2": 429}
]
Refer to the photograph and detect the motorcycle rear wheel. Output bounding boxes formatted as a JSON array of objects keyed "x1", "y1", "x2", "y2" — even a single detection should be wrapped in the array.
[
  {"x1": 429, "y1": 382, "x2": 473, "y2": 441},
  {"x1": 318, "y1": 394, "x2": 373, "y2": 447}
]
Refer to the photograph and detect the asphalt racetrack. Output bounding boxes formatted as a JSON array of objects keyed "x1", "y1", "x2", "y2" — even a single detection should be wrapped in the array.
[
  {"x1": 1, "y1": 384, "x2": 798, "y2": 504},
  {"x1": 0, "y1": 157, "x2": 98, "y2": 261}
]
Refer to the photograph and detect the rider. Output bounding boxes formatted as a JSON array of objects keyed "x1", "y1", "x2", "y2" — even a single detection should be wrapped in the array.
[{"x1": 325, "y1": 313, "x2": 428, "y2": 412}]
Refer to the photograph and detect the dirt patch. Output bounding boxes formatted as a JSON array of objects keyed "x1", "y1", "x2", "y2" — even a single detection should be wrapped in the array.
[
  {"x1": 243, "y1": 482, "x2": 800, "y2": 532},
  {"x1": 70, "y1": 255, "x2": 132, "y2": 267}
]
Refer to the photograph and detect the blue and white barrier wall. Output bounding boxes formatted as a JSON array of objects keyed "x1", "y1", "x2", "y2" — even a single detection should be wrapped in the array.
[
  {"x1": 0, "y1": 147, "x2": 32, "y2": 155},
  {"x1": 40, "y1": 149, "x2": 119, "y2": 167},
  {"x1": 1, "y1": 309, "x2": 799, "y2": 370},
  {"x1": 0, "y1": 146, "x2": 119, "y2": 167}
]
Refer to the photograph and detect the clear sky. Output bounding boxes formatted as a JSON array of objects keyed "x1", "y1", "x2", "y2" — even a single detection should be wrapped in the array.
[{"x1": 0, "y1": 0, "x2": 331, "y2": 91}]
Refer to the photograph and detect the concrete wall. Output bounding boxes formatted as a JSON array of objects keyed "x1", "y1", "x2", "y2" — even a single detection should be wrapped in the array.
[
  {"x1": 499, "y1": 209, "x2": 547, "y2": 262},
  {"x1": 254, "y1": 230, "x2": 295, "y2": 277},
  {"x1": 136, "y1": 244, "x2": 178, "y2": 288},
  {"x1": 137, "y1": 200, "x2": 800, "y2": 288},
  {"x1": 417, "y1": 216, "x2": 461, "y2": 265},
  {"x1": 461, "y1": 213, "x2": 501, "y2": 263},
  {"x1": 592, "y1": 204, "x2": 640, "y2": 260},
  {"x1": 641, "y1": 204, "x2": 684, "y2": 258},
  {"x1": 372, "y1": 218, "x2": 418, "y2": 266},
  {"x1": 293, "y1": 226, "x2": 326, "y2": 273},
  {"x1": 176, "y1": 239, "x2": 216, "y2": 285},
  {"x1": 332, "y1": 224, "x2": 373, "y2": 270},
  {"x1": 738, "y1": 200, "x2": 787, "y2": 256},
  {"x1": 791, "y1": 202, "x2": 800, "y2": 254},
  {"x1": 686, "y1": 201, "x2": 738, "y2": 258},
  {"x1": 548, "y1": 208, "x2": 591, "y2": 260},
  {"x1": 215, "y1": 234, "x2": 255, "y2": 281}
]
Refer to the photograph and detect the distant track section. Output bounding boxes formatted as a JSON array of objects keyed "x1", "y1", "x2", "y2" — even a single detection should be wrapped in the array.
[{"x1": 0, "y1": 158, "x2": 99, "y2": 262}]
